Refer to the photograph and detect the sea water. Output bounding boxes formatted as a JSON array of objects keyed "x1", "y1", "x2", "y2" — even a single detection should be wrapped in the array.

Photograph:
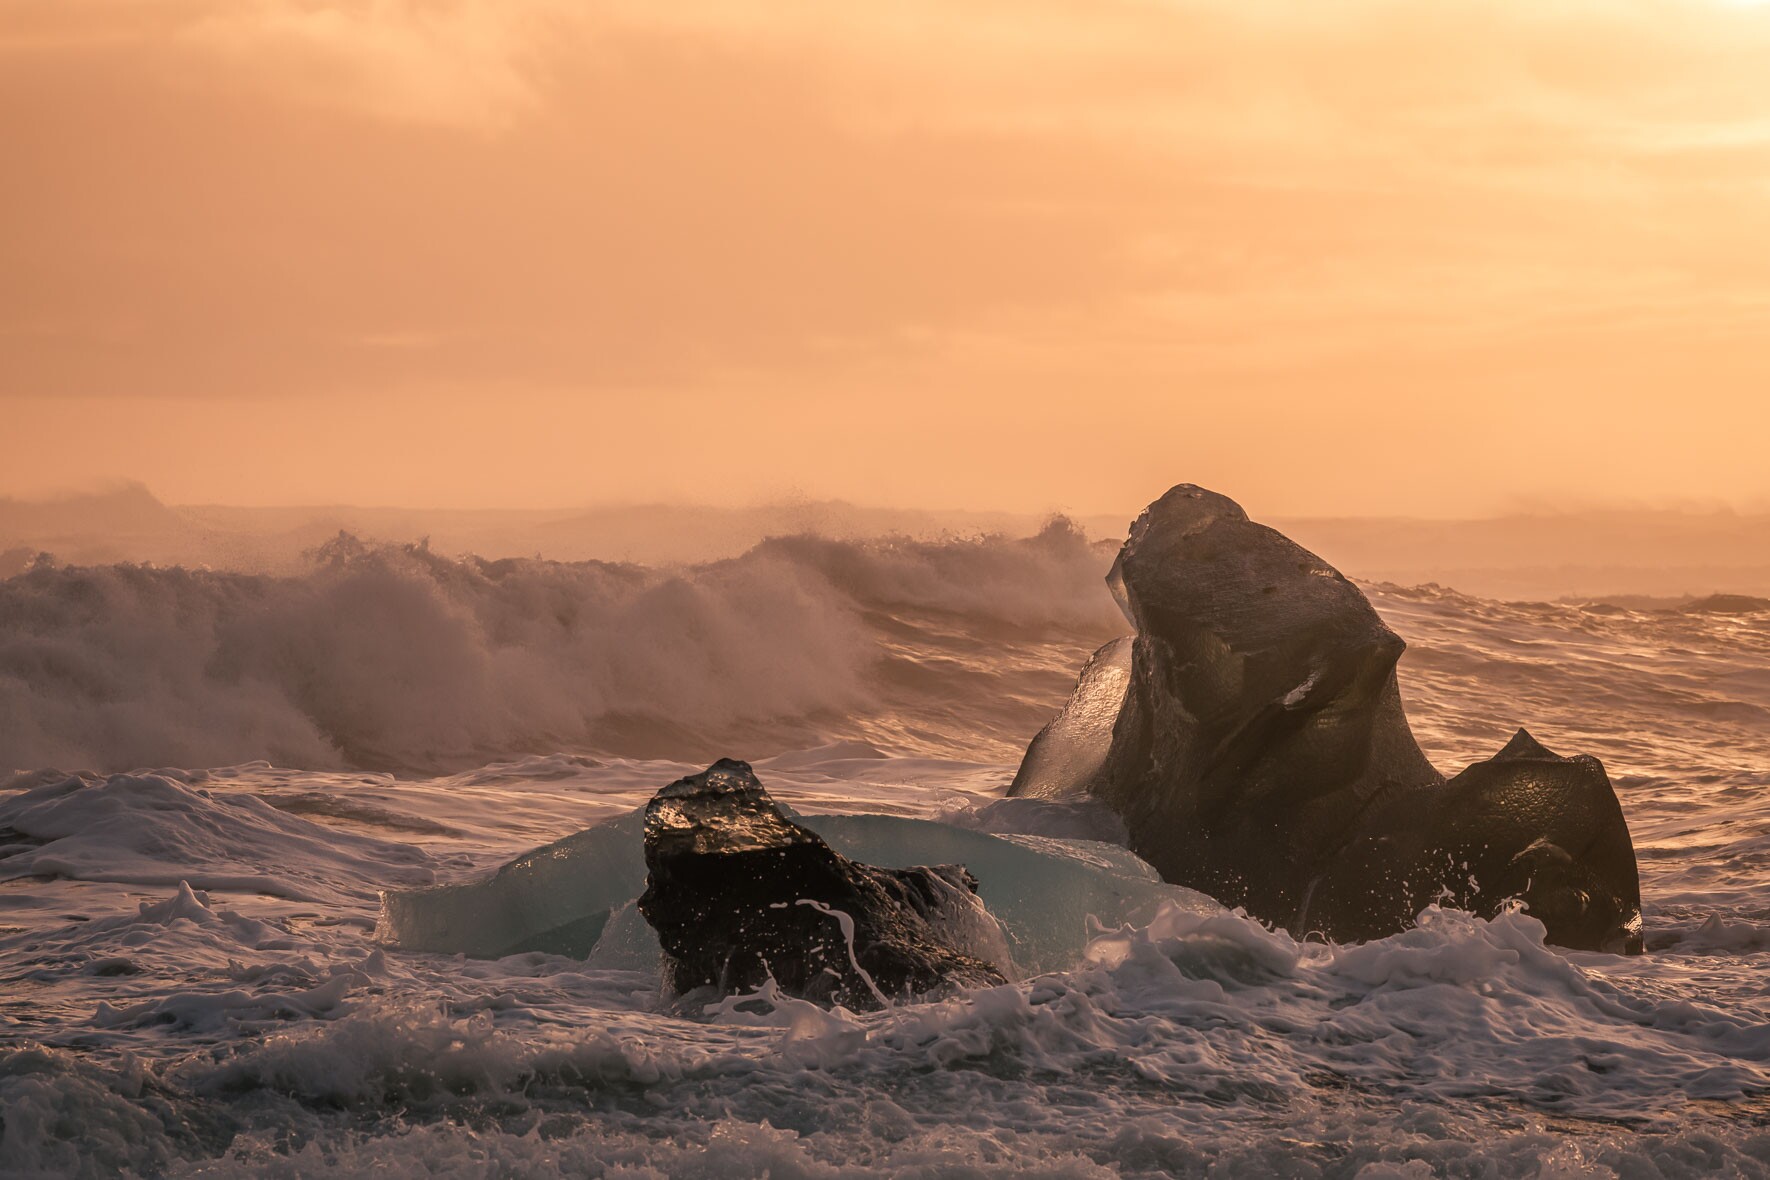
[{"x1": 4, "y1": 530, "x2": 1770, "y2": 1177}]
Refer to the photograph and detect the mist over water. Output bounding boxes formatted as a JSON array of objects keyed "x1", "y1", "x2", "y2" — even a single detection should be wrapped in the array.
[
  {"x1": 5, "y1": 503, "x2": 1770, "y2": 1177},
  {"x1": 0, "y1": 522, "x2": 1125, "y2": 775},
  {"x1": 7, "y1": 509, "x2": 1768, "y2": 782}
]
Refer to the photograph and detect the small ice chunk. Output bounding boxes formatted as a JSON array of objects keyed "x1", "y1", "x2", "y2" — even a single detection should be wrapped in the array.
[{"x1": 381, "y1": 805, "x2": 1213, "y2": 975}]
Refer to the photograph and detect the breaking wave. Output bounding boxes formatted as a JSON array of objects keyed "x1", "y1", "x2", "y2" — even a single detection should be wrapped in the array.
[
  {"x1": 8, "y1": 517, "x2": 1770, "y2": 784},
  {"x1": 8, "y1": 520, "x2": 1770, "y2": 1177},
  {"x1": 0, "y1": 523, "x2": 1119, "y2": 775}
]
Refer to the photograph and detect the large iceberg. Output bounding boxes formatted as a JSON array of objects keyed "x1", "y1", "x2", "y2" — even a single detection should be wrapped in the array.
[{"x1": 1008, "y1": 483, "x2": 1644, "y2": 954}]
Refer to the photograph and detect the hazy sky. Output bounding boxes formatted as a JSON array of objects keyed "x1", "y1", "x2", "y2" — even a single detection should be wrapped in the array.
[{"x1": 6, "y1": 0, "x2": 1770, "y2": 517}]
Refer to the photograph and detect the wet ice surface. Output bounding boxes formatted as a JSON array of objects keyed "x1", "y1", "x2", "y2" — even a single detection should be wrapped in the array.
[{"x1": 7, "y1": 592, "x2": 1770, "y2": 1176}]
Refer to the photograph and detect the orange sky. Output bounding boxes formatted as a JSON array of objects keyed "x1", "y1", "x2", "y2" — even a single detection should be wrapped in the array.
[{"x1": 5, "y1": 0, "x2": 1770, "y2": 517}]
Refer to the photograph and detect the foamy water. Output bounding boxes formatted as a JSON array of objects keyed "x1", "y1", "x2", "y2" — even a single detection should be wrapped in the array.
[{"x1": 4, "y1": 536, "x2": 1770, "y2": 1177}]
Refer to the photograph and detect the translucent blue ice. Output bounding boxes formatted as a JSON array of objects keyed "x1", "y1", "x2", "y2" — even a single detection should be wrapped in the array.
[{"x1": 379, "y1": 807, "x2": 1212, "y2": 974}]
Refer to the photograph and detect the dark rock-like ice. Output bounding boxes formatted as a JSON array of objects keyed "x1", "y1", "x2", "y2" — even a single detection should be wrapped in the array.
[
  {"x1": 1011, "y1": 484, "x2": 1643, "y2": 954},
  {"x1": 379, "y1": 800, "x2": 1211, "y2": 974},
  {"x1": 638, "y1": 759, "x2": 1010, "y2": 1009},
  {"x1": 1309, "y1": 728, "x2": 1642, "y2": 950}
]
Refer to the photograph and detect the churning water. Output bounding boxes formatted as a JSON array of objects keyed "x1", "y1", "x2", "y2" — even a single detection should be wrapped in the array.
[{"x1": 4, "y1": 528, "x2": 1770, "y2": 1177}]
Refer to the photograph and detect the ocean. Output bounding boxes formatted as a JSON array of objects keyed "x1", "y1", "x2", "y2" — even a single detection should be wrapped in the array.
[{"x1": 4, "y1": 523, "x2": 1770, "y2": 1178}]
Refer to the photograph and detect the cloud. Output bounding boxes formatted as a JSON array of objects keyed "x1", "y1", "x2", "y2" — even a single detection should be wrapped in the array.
[
  {"x1": 1, "y1": 1, "x2": 583, "y2": 129},
  {"x1": 180, "y1": 0, "x2": 583, "y2": 129},
  {"x1": 5, "y1": 0, "x2": 1770, "y2": 440},
  {"x1": 1, "y1": 9, "x2": 1159, "y2": 399}
]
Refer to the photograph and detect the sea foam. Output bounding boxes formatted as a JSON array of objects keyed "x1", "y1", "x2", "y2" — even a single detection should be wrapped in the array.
[{"x1": 0, "y1": 525, "x2": 1116, "y2": 775}]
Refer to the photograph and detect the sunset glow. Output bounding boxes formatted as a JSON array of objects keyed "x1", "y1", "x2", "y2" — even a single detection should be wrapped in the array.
[
  {"x1": 9, "y1": 8, "x2": 1770, "y2": 1175},
  {"x1": 2, "y1": 0, "x2": 1768, "y2": 516}
]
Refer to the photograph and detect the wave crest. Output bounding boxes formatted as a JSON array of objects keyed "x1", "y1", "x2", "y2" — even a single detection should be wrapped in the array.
[{"x1": 0, "y1": 525, "x2": 1117, "y2": 774}]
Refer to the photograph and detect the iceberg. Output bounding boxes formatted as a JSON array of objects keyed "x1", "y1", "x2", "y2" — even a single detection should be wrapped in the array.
[
  {"x1": 380, "y1": 793, "x2": 1212, "y2": 977},
  {"x1": 1008, "y1": 483, "x2": 1644, "y2": 954},
  {"x1": 637, "y1": 760, "x2": 1006, "y2": 1009}
]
